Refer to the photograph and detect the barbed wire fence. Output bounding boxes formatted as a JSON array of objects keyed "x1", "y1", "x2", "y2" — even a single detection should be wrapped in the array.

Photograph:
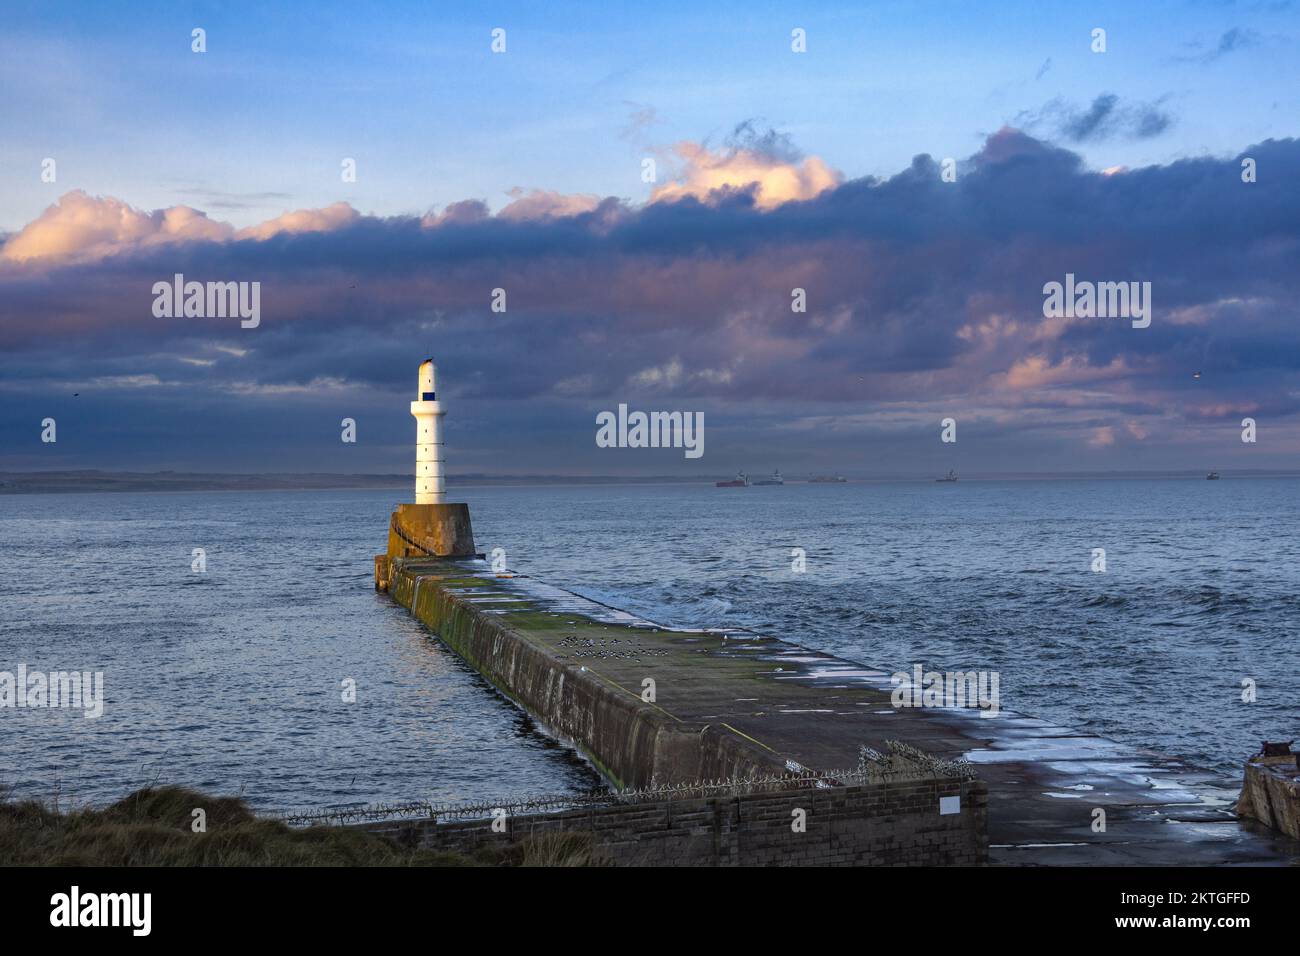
[{"x1": 277, "y1": 740, "x2": 975, "y2": 828}]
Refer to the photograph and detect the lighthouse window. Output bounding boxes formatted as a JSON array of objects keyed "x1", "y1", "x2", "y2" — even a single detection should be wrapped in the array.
[{"x1": 422, "y1": 391, "x2": 435, "y2": 401}]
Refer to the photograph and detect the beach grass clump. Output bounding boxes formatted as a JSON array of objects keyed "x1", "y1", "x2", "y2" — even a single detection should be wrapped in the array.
[{"x1": 0, "y1": 785, "x2": 600, "y2": 867}]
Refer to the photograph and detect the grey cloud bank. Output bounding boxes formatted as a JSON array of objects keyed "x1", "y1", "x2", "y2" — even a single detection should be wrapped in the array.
[{"x1": 3, "y1": 129, "x2": 1299, "y2": 475}]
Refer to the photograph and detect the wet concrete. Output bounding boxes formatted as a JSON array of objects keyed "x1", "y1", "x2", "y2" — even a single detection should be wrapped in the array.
[{"x1": 388, "y1": 556, "x2": 1299, "y2": 866}]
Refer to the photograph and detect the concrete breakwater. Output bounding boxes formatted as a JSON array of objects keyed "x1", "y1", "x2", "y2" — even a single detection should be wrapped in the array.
[
  {"x1": 388, "y1": 557, "x2": 806, "y2": 788},
  {"x1": 378, "y1": 551, "x2": 1299, "y2": 865},
  {"x1": 380, "y1": 553, "x2": 987, "y2": 865}
]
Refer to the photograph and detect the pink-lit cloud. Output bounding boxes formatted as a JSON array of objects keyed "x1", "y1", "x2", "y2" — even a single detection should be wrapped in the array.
[
  {"x1": 1, "y1": 190, "x2": 233, "y2": 263},
  {"x1": 497, "y1": 188, "x2": 604, "y2": 221},
  {"x1": 1087, "y1": 426, "x2": 1117, "y2": 447},
  {"x1": 1, "y1": 191, "x2": 363, "y2": 263},
  {"x1": 1000, "y1": 355, "x2": 1132, "y2": 390},
  {"x1": 233, "y1": 202, "x2": 359, "y2": 241},
  {"x1": 650, "y1": 141, "x2": 841, "y2": 209}
]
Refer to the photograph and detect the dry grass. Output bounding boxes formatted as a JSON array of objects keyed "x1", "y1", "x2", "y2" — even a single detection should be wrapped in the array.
[
  {"x1": 473, "y1": 830, "x2": 610, "y2": 867},
  {"x1": 0, "y1": 786, "x2": 601, "y2": 867}
]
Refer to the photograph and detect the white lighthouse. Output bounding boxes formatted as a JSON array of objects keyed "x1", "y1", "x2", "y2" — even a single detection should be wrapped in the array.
[
  {"x1": 378, "y1": 357, "x2": 477, "y2": 575},
  {"x1": 410, "y1": 359, "x2": 444, "y2": 504}
]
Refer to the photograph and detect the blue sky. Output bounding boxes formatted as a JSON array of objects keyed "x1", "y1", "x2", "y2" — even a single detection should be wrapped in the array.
[
  {"x1": 2, "y1": 0, "x2": 1295, "y2": 230},
  {"x1": 1, "y1": 1, "x2": 1298, "y2": 476}
]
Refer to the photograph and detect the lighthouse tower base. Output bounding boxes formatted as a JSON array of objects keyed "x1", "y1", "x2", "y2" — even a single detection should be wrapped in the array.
[{"x1": 385, "y1": 502, "x2": 478, "y2": 561}]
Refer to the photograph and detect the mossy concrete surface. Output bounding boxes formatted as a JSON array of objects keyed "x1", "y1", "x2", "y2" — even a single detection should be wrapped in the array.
[{"x1": 389, "y1": 557, "x2": 789, "y2": 788}]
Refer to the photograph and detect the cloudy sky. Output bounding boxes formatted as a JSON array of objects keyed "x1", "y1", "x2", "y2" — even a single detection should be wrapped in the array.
[{"x1": 2, "y1": 0, "x2": 1298, "y2": 476}]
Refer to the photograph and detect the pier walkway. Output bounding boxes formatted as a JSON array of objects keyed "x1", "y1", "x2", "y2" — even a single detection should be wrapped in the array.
[{"x1": 385, "y1": 555, "x2": 1297, "y2": 866}]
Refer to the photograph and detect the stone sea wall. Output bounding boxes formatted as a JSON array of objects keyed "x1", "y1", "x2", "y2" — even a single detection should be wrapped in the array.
[{"x1": 367, "y1": 777, "x2": 988, "y2": 867}]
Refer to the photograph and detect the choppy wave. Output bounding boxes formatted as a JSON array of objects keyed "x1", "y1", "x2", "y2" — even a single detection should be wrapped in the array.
[{"x1": 473, "y1": 477, "x2": 1300, "y2": 776}]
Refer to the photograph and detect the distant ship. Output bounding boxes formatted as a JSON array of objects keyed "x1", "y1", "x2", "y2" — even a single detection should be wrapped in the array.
[
  {"x1": 808, "y1": 475, "x2": 847, "y2": 483},
  {"x1": 1207, "y1": 471, "x2": 1220, "y2": 480},
  {"x1": 936, "y1": 470, "x2": 958, "y2": 483},
  {"x1": 716, "y1": 472, "x2": 749, "y2": 487},
  {"x1": 752, "y1": 469, "x2": 784, "y2": 486}
]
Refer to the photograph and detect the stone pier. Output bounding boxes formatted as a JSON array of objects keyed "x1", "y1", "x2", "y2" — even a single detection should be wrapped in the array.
[{"x1": 380, "y1": 554, "x2": 1299, "y2": 866}]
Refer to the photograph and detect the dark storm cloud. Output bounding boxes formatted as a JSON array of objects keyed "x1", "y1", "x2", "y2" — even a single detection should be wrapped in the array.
[
  {"x1": 3, "y1": 129, "x2": 1300, "y2": 471},
  {"x1": 1019, "y1": 94, "x2": 1175, "y2": 143},
  {"x1": 723, "y1": 120, "x2": 804, "y2": 163}
]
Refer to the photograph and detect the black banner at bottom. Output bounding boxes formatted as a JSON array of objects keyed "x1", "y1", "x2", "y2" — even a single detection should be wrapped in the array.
[{"x1": 0, "y1": 865, "x2": 1286, "y2": 941}]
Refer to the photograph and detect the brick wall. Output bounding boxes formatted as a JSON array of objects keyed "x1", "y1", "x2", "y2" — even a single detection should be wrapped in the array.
[{"x1": 366, "y1": 777, "x2": 987, "y2": 866}]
